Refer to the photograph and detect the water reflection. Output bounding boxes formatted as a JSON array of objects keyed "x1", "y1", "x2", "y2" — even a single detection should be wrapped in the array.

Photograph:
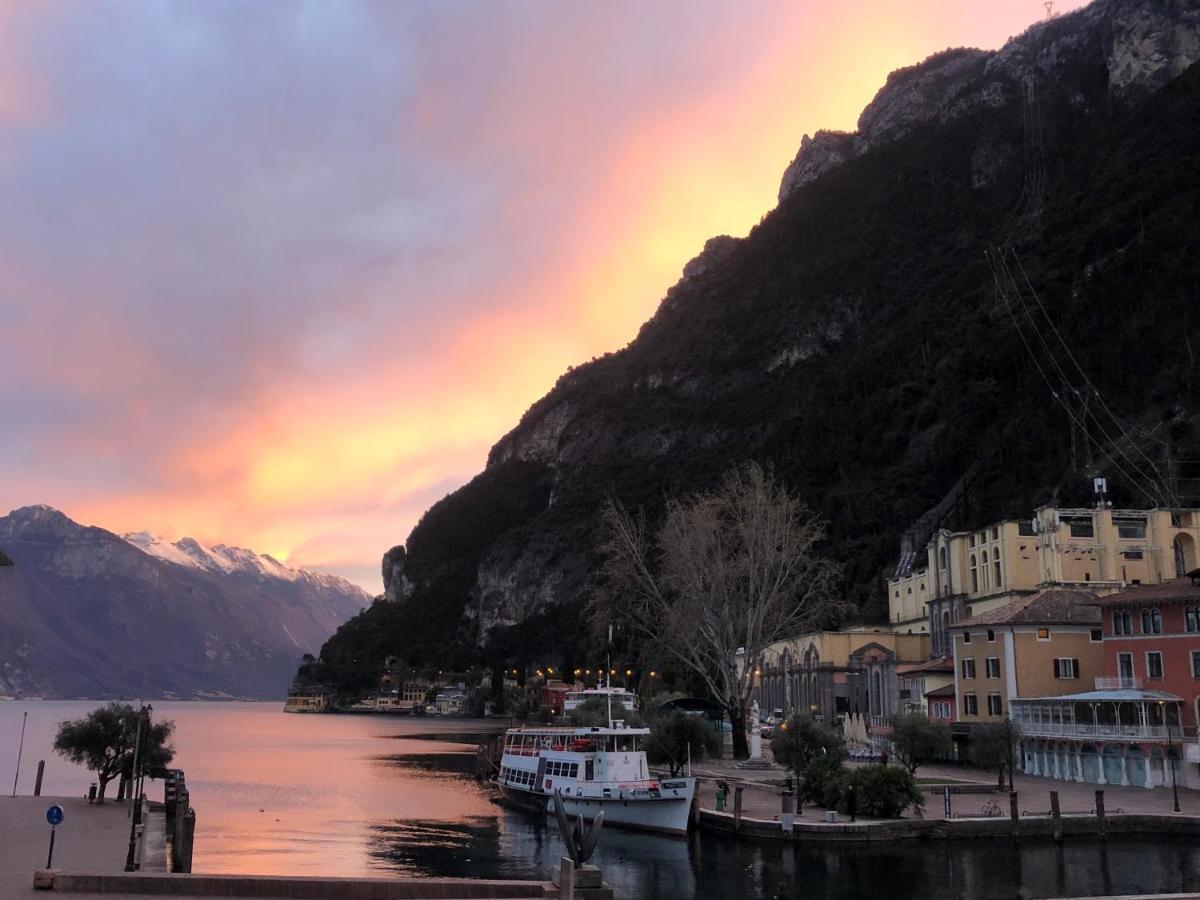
[{"x1": 2, "y1": 702, "x2": 1199, "y2": 898}]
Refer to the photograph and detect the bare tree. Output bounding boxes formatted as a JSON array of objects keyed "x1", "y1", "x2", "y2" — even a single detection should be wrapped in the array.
[{"x1": 596, "y1": 462, "x2": 841, "y2": 759}]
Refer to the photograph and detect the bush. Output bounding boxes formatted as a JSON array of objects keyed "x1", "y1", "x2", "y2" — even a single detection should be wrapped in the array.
[
  {"x1": 800, "y1": 754, "x2": 848, "y2": 809},
  {"x1": 567, "y1": 697, "x2": 646, "y2": 728},
  {"x1": 844, "y1": 765, "x2": 923, "y2": 819}
]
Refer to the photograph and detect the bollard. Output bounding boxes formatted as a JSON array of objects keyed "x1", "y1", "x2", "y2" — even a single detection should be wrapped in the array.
[
  {"x1": 34, "y1": 760, "x2": 44, "y2": 797},
  {"x1": 1009, "y1": 791, "x2": 1020, "y2": 841},
  {"x1": 1095, "y1": 790, "x2": 1106, "y2": 840},
  {"x1": 1050, "y1": 791, "x2": 1062, "y2": 843},
  {"x1": 558, "y1": 857, "x2": 574, "y2": 900},
  {"x1": 733, "y1": 786, "x2": 744, "y2": 835},
  {"x1": 781, "y1": 790, "x2": 795, "y2": 835}
]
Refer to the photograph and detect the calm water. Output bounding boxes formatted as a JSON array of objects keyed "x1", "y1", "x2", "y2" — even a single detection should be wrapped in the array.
[{"x1": 3, "y1": 700, "x2": 1200, "y2": 899}]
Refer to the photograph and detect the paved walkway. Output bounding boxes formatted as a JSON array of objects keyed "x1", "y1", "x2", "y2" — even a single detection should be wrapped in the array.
[
  {"x1": 0, "y1": 796, "x2": 132, "y2": 897},
  {"x1": 687, "y1": 754, "x2": 1200, "y2": 824}
]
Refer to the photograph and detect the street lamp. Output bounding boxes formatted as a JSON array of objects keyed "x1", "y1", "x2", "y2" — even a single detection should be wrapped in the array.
[{"x1": 1159, "y1": 701, "x2": 1181, "y2": 813}]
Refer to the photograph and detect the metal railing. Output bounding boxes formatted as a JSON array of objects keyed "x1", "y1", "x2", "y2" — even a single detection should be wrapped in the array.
[
  {"x1": 1013, "y1": 720, "x2": 1169, "y2": 740},
  {"x1": 1094, "y1": 676, "x2": 1142, "y2": 690}
]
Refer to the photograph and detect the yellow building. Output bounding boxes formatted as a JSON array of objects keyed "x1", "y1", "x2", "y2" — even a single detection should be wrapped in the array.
[
  {"x1": 948, "y1": 588, "x2": 1103, "y2": 729},
  {"x1": 889, "y1": 506, "x2": 1200, "y2": 656},
  {"x1": 757, "y1": 630, "x2": 930, "y2": 731}
]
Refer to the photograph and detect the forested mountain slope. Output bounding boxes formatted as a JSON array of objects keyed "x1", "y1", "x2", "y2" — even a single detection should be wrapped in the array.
[{"x1": 310, "y1": 0, "x2": 1200, "y2": 692}]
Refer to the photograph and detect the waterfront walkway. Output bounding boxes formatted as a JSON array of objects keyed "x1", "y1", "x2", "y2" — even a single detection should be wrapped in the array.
[
  {"x1": 0, "y1": 796, "x2": 132, "y2": 898},
  {"x1": 688, "y1": 756, "x2": 1200, "y2": 827}
]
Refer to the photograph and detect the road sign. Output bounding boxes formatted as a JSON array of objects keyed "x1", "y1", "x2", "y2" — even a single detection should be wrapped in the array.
[{"x1": 46, "y1": 805, "x2": 64, "y2": 826}]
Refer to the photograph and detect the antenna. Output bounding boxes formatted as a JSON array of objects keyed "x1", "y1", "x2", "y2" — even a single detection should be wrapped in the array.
[{"x1": 1044, "y1": 1, "x2": 1053, "y2": 18}]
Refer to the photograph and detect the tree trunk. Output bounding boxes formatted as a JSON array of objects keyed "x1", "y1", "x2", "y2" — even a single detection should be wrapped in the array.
[
  {"x1": 997, "y1": 767, "x2": 1006, "y2": 790},
  {"x1": 98, "y1": 775, "x2": 111, "y2": 800},
  {"x1": 730, "y1": 709, "x2": 749, "y2": 759}
]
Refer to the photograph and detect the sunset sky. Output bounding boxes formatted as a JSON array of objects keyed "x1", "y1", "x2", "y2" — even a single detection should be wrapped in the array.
[{"x1": 0, "y1": 1, "x2": 1087, "y2": 591}]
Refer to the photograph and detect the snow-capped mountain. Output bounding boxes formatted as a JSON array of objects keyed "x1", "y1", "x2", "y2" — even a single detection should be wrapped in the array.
[
  {"x1": 0, "y1": 505, "x2": 370, "y2": 699},
  {"x1": 123, "y1": 531, "x2": 353, "y2": 590}
]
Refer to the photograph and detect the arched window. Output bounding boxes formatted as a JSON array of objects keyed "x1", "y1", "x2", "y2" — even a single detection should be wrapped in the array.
[
  {"x1": 981, "y1": 551, "x2": 990, "y2": 590},
  {"x1": 994, "y1": 556, "x2": 1002, "y2": 587},
  {"x1": 1141, "y1": 608, "x2": 1163, "y2": 635},
  {"x1": 970, "y1": 554, "x2": 979, "y2": 593},
  {"x1": 871, "y1": 670, "x2": 883, "y2": 716},
  {"x1": 939, "y1": 547, "x2": 947, "y2": 569}
]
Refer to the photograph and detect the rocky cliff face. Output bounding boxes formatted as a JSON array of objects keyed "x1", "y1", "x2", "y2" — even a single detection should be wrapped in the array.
[
  {"x1": 330, "y1": 0, "x2": 1200, "y2": 682},
  {"x1": 0, "y1": 506, "x2": 368, "y2": 698},
  {"x1": 779, "y1": 0, "x2": 1200, "y2": 202}
]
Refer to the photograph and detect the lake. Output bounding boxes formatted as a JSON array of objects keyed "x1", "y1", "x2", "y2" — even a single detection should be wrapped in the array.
[{"x1": 3, "y1": 700, "x2": 1200, "y2": 898}]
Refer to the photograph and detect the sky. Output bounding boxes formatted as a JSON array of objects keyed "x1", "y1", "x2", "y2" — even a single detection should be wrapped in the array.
[{"x1": 0, "y1": 0, "x2": 1088, "y2": 592}]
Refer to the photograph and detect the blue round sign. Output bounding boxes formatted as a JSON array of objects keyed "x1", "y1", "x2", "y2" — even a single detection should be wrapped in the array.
[{"x1": 46, "y1": 805, "x2": 64, "y2": 826}]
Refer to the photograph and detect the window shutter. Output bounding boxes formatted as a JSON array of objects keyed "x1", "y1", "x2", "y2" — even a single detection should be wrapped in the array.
[
  {"x1": 1053, "y1": 658, "x2": 1060, "y2": 678},
  {"x1": 1072, "y1": 659, "x2": 1080, "y2": 679}
]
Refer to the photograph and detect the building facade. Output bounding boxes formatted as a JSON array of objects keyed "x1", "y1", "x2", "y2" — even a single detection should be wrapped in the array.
[
  {"x1": 949, "y1": 589, "x2": 1104, "y2": 729},
  {"x1": 896, "y1": 657, "x2": 954, "y2": 716},
  {"x1": 757, "y1": 631, "x2": 930, "y2": 733},
  {"x1": 890, "y1": 506, "x2": 1200, "y2": 657},
  {"x1": 1005, "y1": 577, "x2": 1200, "y2": 790}
]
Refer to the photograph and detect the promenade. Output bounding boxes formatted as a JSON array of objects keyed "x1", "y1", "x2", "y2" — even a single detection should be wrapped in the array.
[
  {"x1": 688, "y1": 755, "x2": 1200, "y2": 828},
  {"x1": 0, "y1": 796, "x2": 131, "y2": 898}
]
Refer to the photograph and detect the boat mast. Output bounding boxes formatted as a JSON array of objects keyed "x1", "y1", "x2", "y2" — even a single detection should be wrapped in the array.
[{"x1": 606, "y1": 624, "x2": 613, "y2": 729}]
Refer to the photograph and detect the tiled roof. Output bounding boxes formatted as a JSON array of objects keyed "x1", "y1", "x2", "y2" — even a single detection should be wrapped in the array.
[
  {"x1": 949, "y1": 588, "x2": 1101, "y2": 628},
  {"x1": 924, "y1": 684, "x2": 955, "y2": 698},
  {"x1": 896, "y1": 656, "x2": 953, "y2": 675},
  {"x1": 1089, "y1": 577, "x2": 1200, "y2": 607}
]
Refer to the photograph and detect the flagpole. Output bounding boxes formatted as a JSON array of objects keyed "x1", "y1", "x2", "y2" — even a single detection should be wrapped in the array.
[{"x1": 11, "y1": 710, "x2": 27, "y2": 796}]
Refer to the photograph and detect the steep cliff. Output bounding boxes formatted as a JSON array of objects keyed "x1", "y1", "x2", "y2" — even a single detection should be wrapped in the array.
[
  {"x1": 311, "y1": 0, "x2": 1200, "y2": 686},
  {"x1": 0, "y1": 506, "x2": 368, "y2": 698}
]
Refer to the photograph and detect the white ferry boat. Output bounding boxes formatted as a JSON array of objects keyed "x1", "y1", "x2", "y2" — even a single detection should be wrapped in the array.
[
  {"x1": 495, "y1": 723, "x2": 695, "y2": 836},
  {"x1": 562, "y1": 686, "x2": 638, "y2": 714}
]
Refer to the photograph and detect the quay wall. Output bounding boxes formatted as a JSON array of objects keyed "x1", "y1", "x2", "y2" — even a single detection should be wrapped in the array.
[
  {"x1": 46, "y1": 872, "x2": 556, "y2": 898},
  {"x1": 699, "y1": 809, "x2": 1200, "y2": 843}
]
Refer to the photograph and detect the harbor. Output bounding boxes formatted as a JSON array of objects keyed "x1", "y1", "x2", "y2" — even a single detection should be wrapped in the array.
[{"x1": 6, "y1": 701, "x2": 1200, "y2": 899}]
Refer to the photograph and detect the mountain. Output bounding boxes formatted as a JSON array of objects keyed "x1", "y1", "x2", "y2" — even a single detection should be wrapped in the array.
[
  {"x1": 0, "y1": 506, "x2": 369, "y2": 699},
  {"x1": 307, "y1": 0, "x2": 1200, "y2": 693}
]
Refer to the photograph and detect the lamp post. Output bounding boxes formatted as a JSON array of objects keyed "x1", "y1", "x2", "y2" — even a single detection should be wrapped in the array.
[{"x1": 1160, "y1": 701, "x2": 1181, "y2": 813}]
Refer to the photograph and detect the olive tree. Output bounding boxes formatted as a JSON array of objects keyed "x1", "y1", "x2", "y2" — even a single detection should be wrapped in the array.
[
  {"x1": 645, "y1": 711, "x2": 721, "y2": 776},
  {"x1": 54, "y1": 703, "x2": 174, "y2": 800},
  {"x1": 596, "y1": 462, "x2": 841, "y2": 758},
  {"x1": 889, "y1": 713, "x2": 952, "y2": 774}
]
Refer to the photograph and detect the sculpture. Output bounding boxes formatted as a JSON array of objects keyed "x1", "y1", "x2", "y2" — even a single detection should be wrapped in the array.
[{"x1": 553, "y1": 789, "x2": 603, "y2": 868}]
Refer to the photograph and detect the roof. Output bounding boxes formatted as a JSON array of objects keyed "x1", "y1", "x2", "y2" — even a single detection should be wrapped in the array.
[
  {"x1": 1089, "y1": 576, "x2": 1200, "y2": 607},
  {"x1": 1015, "y1": 689, "x2": 1183, "y2": 703},
  {"x1": 896, "y1": 656, "x2": 953, "y2": 676},
  {"x1": 924, "y1": 684, "x2": 956, "y2": 698},
  {"x1": 949, "y1": 588, "x2": 1101, "y2": 629}
]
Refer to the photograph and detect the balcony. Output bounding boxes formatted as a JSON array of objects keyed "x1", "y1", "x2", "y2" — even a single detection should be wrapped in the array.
[
  {"x1": 1094, "y1": 677, "x2": 1143, "y2": 690},
  {"x1": 1016, "y1": 721, "x2": 1170, "y2": 741}
]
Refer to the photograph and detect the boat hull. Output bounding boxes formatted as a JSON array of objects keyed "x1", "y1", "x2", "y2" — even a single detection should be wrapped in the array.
[{"x1": 498, "y1": 780, "x2": 695, "y2": 837}]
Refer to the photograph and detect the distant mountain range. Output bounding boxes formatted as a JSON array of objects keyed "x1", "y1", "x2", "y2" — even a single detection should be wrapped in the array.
[{"x1": 0, "y1": 505, "x2": 370, "y2": 699}]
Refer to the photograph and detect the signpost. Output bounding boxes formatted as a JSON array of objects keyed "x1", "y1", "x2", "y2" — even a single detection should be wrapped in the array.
[{"x1": 45, "y1": 805, "x2": 64, "y2": 869}]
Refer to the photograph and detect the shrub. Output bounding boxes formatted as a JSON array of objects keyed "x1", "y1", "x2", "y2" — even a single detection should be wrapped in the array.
[
  {"x1": 644, "y1": 711, "x2": 721, "y2": 776},
  {"x1": 800, "y1": 754, "x2": 848, "y2": 809},
  {"x1": 845, "y1": 765, "x2": 924, "y2": 819}
]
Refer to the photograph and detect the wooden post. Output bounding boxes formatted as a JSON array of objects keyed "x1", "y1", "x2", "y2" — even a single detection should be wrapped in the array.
[
  {"x1": 1050, "y1": 790, "x2": 1062, "y2": 843},
  {"x1": 733, "y1": 786, "x2": 744, "y2": 835},
  {"x1": 178, "y1": 809, "x2": 196, "y2": 874},
  {"x1": 1095, "y1": 790, "x2": 1106, "y2": 840},
  {"x1": 33, "y1": 760, "x2": 44, "y2": 797},
  {"x1": 1009, "y1": 791, "x2": 1019, "y2": 841}
]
